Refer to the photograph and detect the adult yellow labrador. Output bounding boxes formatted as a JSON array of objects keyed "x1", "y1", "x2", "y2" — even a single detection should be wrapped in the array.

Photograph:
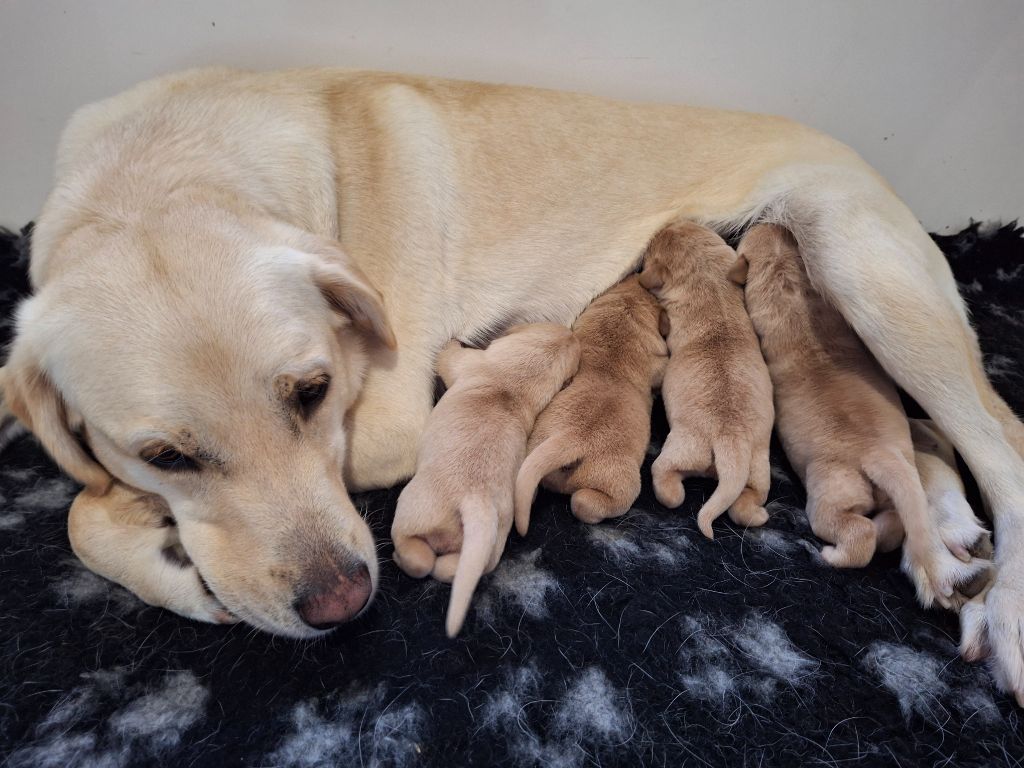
[{"x1": 2, "y1": 68, "x2": 1022, "y2": 701}]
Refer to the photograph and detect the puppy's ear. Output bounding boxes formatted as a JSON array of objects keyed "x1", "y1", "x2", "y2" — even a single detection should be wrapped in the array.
[
  {"x1": 658, "y1": 309, "x2": 671, "y2": 338},
  {"x1": 436, "y1": 340, "x2": 475, "y2": 389},
  {"x1": 2, "y1": 360, "x2": 111, "y2": 492},
  {"x1": 638, "y1": 262, "x2": 664, "y2": 291},
  {"x1": 302, "y1": 239, "x2": 396, "y2": 350},
  {"x1": 726, "y1": 255, "x2": 749, "y2": 286}
]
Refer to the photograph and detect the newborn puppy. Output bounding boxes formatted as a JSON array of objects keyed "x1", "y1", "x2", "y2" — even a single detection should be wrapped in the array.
[
  {"x1": 514, "y1": 275, "x2": 667, "y2": 534},
  {"x1": 391, "y1": 323, "x2": 580, "y2": 637},
  {"x1": 737, "y1": 224, "x2": 987, "y2": 607},
  {"x1": 639, "y1": 221, "x2": 774, "y2": 538}
]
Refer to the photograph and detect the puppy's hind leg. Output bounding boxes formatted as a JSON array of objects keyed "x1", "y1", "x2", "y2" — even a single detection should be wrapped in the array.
[
  {"x1": 570, "y1": 467, "x2": 641, "y2": 525},
  {"x1": 772, "y1": 173, "x2": 1024, "y2": 699},
  {"x1": 652, "y1": 430, "x2": 711, "y2": 510},
  {"x1": 805, "y1": 467, "x2": 877, "y2": 569},
  {"x1": 728, "y1": 444, "x2": 771, "y2": 530}
]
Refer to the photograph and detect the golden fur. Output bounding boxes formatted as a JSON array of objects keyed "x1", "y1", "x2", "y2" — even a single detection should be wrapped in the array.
[
  {"x1": 640, "y1": 222, "x2": 774, "y2": 538},
  {"x1": 514, "y1": 275, "x2": 667, "y2": 532},
  {"x1": 737, "y1": 225, "x2": 987, "y2": 602}
]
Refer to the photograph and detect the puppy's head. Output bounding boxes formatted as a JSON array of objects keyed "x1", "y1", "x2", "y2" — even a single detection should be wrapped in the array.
[
  {"x1": 734, "y1": 223, "x2": 802, "y2": 290},
  {"x1": 639, "y1": 221, "x2": 734, "y2": 294},
  {"x1": 4, "y1": 200, "x2": 394, "y2": 637},
  {"x1": 456, "y1": 323, "x2": 581, "y2": 408}
]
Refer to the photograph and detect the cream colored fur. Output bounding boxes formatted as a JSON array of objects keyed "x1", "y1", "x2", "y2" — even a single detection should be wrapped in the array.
[
  {"x1": 2, "y1": 68, "x2": 1023, "y2": 700},
  {"x1": 391, "y1": 324, "x2": 579, "y2": 637}
]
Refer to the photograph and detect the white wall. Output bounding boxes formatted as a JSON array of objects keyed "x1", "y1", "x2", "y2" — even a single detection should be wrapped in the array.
[{"x1": 2, "y1": 0, "x2": 1021, "y2": 232}]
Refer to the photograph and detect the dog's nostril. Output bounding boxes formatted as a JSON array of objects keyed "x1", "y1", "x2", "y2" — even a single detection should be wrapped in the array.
[{"x1": 294, "y1": 563, "x2": 372, "y2": 630}]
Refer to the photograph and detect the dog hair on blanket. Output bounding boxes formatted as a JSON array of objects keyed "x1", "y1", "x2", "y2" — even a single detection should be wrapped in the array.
[
  {"x1": 639, "y1": 221, "x2": 774, "y2": 538},
  {"x1": 514, "y1": 275, "x2": 667, "y2": 533},
  {"x1": 390, "y1": 323, "x2": 580, "y2": 637},
  {"x1": 736, "y1": 224, "x2": 989, "y2": 609}
]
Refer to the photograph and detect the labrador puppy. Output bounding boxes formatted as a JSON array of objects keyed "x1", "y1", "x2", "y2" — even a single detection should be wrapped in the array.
[
  {"x1": 391, "y1": 323, "x2": 580, "y2": 637},
  {"x1": 639, "y1": 222, "x2": 774, "y2": 538},
  {"x1": 514, "y1": 275, "x2": 667, "y2": 534},
  {"x1": 736, "y1": 224, "x2": 989, "y2": 607}
]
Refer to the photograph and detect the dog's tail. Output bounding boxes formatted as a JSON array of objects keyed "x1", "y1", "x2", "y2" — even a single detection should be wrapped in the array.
[
  {"x1": 0, "y1": 366, "x2": 25, "y2": 454},
  {"x1": 514, "y1": 435, "x2": 583, "y2": 536},
  {"x1": 696, "y1": 436, "x2": 751, "y2": 539},
  {"x1": 446, "y1": 496, "x2": 500, "y2": 638}
]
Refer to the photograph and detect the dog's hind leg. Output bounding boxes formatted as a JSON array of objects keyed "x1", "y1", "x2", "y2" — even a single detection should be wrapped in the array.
[{"x1": 769, "y1": 168, "x2": 1024, "y2": 701}]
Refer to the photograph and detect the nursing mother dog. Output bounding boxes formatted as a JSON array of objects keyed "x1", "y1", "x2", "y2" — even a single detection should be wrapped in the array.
[{"x1": 3, "y1": 68, "x2": 1024, "y2": 702}]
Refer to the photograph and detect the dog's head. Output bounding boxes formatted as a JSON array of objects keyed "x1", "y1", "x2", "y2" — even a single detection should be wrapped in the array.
[{"x1": 3, "y1": 199, "x2": 395, "y2": 636}]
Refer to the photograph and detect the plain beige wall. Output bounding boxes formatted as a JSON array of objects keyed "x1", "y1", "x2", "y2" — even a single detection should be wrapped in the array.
[{"x1": 2, "y1": 0, "x2": 1021, "y2": 231}]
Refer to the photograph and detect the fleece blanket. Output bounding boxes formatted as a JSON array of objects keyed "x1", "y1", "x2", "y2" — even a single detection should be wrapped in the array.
[{"x1": 0, "y1": 221, "x2": 1022, "y2": 767}]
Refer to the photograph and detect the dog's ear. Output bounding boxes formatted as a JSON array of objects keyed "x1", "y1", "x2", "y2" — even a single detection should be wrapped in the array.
[
  {"x1": 302, "y1": 239, "x2": 397, "y2": 350},
  {"x1": 2, "y1": 360, "x2": 111, "y2": 492},
  {"x1": 726, "y1": 255, "x2": 749, "y2": 286}
]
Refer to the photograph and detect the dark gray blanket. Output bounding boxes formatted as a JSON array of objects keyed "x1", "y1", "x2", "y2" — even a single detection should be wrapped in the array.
[{"x1": 1, "y1": 221, "x2": 1022, "y2": 767}]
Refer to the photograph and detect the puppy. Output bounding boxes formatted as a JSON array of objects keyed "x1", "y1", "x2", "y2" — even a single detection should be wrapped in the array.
[
  {"x1": 737, "y1": 224, "x2": 987, "y2": 607},
  {"x1": 639, "y1": 222, "x2": 774, "y2": 538},
  {"x1": 391, "y1": 323, "x2": 580, "y2": 637},
  {"x1": 514, "y1": 275, "x2": 667, "y2": 534}
]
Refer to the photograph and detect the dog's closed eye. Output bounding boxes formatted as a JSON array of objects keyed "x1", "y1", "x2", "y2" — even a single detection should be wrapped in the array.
[
  {"x1": 141, "y1": 445, "x2": 198, "y2": 472},
  {"x1": 295, "y1": 375, "x2": 331, "y2": 419}
]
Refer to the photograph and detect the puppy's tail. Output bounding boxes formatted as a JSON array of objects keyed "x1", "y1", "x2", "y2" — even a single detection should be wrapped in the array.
[
  {"x1": 446, "y1": 497, "x2": 499, "y2": 638},
  {"x1": 696, "y1": 436, "x2": 751, "y2": 539},
  {"x1": 515, "y1": 436, "x2": 582, "y2": 536}
]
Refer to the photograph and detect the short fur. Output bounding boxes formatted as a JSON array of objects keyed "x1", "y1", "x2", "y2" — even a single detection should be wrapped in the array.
[
  {"x1": 639, "y1": 222, "x2": 774, "y2": 538},
  {"x1": 3, "y1": 68, "x2": 1024, "y2": 699},
  {"x1": 514, "y1": 276, "x2": 667, "y2": 533},
  {"x1": 391, "y1": 323, "x2": 580, "y2": 637},
  {"x1": 737, "y1": 225, "x2": 989, "y2": 603}
]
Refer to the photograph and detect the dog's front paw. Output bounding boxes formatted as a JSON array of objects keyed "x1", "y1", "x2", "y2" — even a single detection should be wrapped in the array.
[
  {"x1": 901, "y1": 534, "x2": 990, "y2": 611},
  {"x1": 143, "y1": 555, "x2": 237, "y2": 625}
]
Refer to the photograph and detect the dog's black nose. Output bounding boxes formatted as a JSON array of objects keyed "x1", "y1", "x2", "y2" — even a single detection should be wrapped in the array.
[{"x1": 294, "y1": 563, "x2": 372, "y2": 630}]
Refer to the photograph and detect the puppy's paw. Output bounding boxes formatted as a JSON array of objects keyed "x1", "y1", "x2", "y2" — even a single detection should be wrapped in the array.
[
  {"x1": 933, "y1": 490, "x2": 992, "y2": 563},
  {"x1": 901, "y1": 537, "x2": 990, "y2": 611},
  {"x1": 652, "y1": 476, "x2": 686, "y2": 510},
  {"x1": 727, "y1": 502, "x2": 768, "y2": 530},
  {"x1": 392, "y1": 536, "x2": 439, "y2": 579},
  {"x1": 570, "y1": 488, "x2": 630, "y2": 524}
]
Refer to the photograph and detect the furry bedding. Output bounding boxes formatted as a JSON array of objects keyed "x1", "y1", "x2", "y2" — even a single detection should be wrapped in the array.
[{"x1": 1, "y1": 221, "x2": 1023, "y2": 768}]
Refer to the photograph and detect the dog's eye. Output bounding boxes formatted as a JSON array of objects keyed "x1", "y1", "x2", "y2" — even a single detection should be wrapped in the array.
[
  {"x1": 296, "y1": 376, "x2": 331, "y2": 418},
  {"x1": 143, "y1": 447, "x2": 198, "y2": 472}
]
